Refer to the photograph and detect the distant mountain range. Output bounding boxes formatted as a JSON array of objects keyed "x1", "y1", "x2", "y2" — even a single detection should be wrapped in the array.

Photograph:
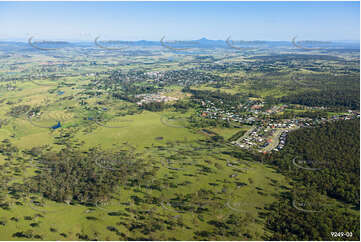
[{"x1": 0, "y1": 37, "x2": 359, "y2": 50}]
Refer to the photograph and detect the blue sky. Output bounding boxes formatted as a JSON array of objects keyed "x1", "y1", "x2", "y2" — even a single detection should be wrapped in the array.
[{"x1": 0, "y1": 1, "x2": 359, "y2": 41}]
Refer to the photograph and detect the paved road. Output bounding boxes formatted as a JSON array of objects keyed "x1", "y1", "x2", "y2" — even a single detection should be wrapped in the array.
[
  {"x1": 235, "y1": 125, "x2": 256, "y2": 146},
  {"x1": 262, "y1": 126, "x2": 299, "y2": 152},
  {"x1": 262, "y1": 129, "x2": 283, "y2": 152}
]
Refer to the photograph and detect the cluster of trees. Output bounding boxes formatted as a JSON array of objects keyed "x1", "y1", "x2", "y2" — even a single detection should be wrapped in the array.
[
  {"x1": 187, "y1": 114, "x2": 231, "y2": 129},
  {"x1": 25, "y1": 147, "x2": 149, "y2": 204},
  {"x1": 264, "y1": 119, "x2": 360, "y2": 240},
  {"x1": 140, "y1": 101, "x2": 167, "y2": 112},
  {"x1": 8, "y1": 105, "x2": 31, "y2": 117},
  {"x1": 184, "y1": 88, "x2": 244, "y2": 108},
  {"x1": 0, "y1": 118, "x2": 9, "y2": 128},
  {"x1": 0, "y1": 139, "x2": 21, "y2": 210},
  {"x1": 265, "y1": 196, "x2": 359, "y2": 241},
  {"x1": 172, "y1": 100, "x2": 192, "y2": 113},
  {"x1": 0, "y1": 139, "x2": 19, "y2": 158},
  {"x1": 112, "y1": 92, "x2": 139, "y2": 103},
  {"x1": 194, "y1": 214, "x2": 255, "y2": 240}
]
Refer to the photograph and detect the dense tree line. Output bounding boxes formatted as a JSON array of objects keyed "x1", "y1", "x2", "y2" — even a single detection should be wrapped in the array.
[
  {"x1": 268, "y1": 119, "x2": 359, "y2": 205},
  {"x1": 264, "y1": 119, "x2": 360, "y2": 240},
  {"x1": 279, "y1": 89, "x2": 360, "y2": 109},
  {"x1": 271, "y1": 110, "x2": 329, "y2": 120}
]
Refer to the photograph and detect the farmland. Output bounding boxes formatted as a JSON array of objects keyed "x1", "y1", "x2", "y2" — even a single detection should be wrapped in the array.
[{"x1": 0, "y1": 40, "x2": 359, "y2": 240}]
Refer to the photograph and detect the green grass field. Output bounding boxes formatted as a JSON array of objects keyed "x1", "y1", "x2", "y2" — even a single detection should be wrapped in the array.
[{"x1": 0, "y1": 77, "x2": 292, "y2": 240}]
